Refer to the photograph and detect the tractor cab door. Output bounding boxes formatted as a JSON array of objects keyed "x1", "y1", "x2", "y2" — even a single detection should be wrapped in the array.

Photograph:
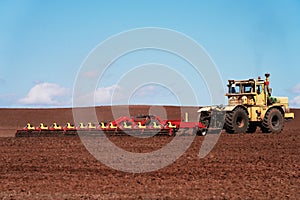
[{"x1": 256, "y1": 84, "x2": 265, "y2": 105}]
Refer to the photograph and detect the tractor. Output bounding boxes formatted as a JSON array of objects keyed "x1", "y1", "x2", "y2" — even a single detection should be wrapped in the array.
[{"x1": 199, "y1": 73, "x2": 294, "y2": 133}]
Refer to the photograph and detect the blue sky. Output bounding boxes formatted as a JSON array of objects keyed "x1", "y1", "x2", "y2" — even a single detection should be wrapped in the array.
[{"x1": 0, "y1": 0, "x2": 300, "y2": 108}]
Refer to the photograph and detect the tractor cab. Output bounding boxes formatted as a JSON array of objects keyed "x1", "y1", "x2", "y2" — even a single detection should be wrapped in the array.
[
  {"x1": 227, "y1": 80, "x2": 256, "y2": 94},
  {"x1": 199, "y1": 73, "x2": 294, "y2": 134},
  {"x1": 226, "y1": 75, "x2": 271, "y2": 106},
  {"x1": 227, "y1": 79, "x2": 256, "y2": 106}
]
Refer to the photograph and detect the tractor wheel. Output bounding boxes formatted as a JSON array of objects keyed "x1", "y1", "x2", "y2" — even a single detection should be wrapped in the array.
[
  {"x1": 224, "y1": 107, "x2": 249, "y2": 134},
  {"x1": 261, "y1": 108, "x2": 284, "y2": 133},
  {"x1": 247, "y1": 123, "x2": 257, "y2": 133}
]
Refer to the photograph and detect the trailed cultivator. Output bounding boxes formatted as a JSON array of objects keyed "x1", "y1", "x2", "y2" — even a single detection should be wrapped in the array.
[{"x1": 16, "y1": 115, "x2": 207, "y2": 137}]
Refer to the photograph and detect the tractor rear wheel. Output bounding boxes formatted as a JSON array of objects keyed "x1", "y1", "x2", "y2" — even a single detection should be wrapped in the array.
[
  {"x1": 261, "y1": 108, "x2": 284, "y2": 133},
  {"x1": 224, "y1": 107, "x2": 249, "y2": 134}
]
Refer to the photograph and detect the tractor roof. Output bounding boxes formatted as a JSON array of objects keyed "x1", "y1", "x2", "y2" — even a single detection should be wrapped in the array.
[{"x1": 228, "y1": 78, "x2": 265, "y2": 84}]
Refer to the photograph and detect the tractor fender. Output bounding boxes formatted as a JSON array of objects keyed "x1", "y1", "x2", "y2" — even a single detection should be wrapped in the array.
[
  {"x1": 223, "y1": 105, "x2": 249, "y2": 117},
  {"x1": 222, "y1": 105, "x2": 239, "y2": 112},
  {"x1": 266, "y1": 106, "x2": 284, "y2": 116},
  {"x1": 231, "y1": 105, "x2": 249, "y2": 114}
]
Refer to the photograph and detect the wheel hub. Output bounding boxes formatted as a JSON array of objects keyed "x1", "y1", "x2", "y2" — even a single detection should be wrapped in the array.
[
  {"x1": 236, "y1": 116, "x2": 245, "y2": 128},
  {"x1": 271, "y1": 115, "x2": 279, "y2": 127}
]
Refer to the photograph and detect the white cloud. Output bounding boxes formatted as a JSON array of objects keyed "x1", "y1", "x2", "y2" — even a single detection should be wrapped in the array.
[
  {"x1": 19, "y1": 82, "x2": 68, "y2": 106},
  {"x1": 289, "y1": 83, "x2": 300, "y2": 107},
  {"x1": 73, "y1": 84, "x2": 122, "y2": 106},
  {"x1": 74, "y1": 84, "x2": 178, "y2": 106},
  {"x1": 133, "y1": 85, "x2": 157, "y2": 97},
  {"x1": 292, "y1": 83, "x2": 300, "y2": 94},
  {"x1": 291, "y1": 96, "x2": 300, "y2": 107},
  {"x1": 94, "y1": 84, "x2": 120, "y2": 104}
]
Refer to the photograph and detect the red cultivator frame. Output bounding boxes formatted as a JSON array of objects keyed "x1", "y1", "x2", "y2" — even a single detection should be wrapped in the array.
[{"x1": 16, "y1": 115, "x2": 207, "y2": 137}]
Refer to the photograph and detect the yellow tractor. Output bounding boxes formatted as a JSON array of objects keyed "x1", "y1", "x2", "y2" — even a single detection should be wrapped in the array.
[{"x1": 199, "y1": 73, "x2": 294, "y2": 133}]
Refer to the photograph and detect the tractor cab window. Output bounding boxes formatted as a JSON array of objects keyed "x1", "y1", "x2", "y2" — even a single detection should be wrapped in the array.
[
  {"x1": 242, "y1": 83, "x2": 254, "y2": 93},
  {"x1": 257, "y1": 85, "x2": 262, "y2": 94},
  {"x1": 228, "y1": 83, "x2": 240, "y2": 94}
]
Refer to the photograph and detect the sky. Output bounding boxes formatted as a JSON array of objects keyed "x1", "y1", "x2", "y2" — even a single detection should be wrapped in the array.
[{"x1": 0, "y1": 0, "x2": 300, "y2": 108}]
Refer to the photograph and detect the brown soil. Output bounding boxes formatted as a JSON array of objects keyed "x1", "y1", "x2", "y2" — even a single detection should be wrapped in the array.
[{"x1": 0, "y1": 106, "x2": 299, "y2": 199}]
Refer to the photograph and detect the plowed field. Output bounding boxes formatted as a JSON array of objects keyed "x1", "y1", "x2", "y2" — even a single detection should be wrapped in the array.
[{"x1": 0, "y1": 106, "x2": 299, "y2": 199}]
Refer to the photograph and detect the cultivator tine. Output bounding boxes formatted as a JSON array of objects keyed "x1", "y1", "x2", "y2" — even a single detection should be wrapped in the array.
[{"x1": 15, "y1": 114, "x2": 208, "y2": 137}]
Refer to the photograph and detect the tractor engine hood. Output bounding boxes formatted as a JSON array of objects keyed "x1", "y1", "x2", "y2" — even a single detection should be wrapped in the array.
[{"x1": 272, "y1": 96, "x2": 289, "y2": 104}]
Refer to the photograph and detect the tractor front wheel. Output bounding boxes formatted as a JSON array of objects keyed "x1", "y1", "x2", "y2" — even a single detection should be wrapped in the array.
[{"x1": 261, "y1": 108, "x2": 284, "y2": 133}]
